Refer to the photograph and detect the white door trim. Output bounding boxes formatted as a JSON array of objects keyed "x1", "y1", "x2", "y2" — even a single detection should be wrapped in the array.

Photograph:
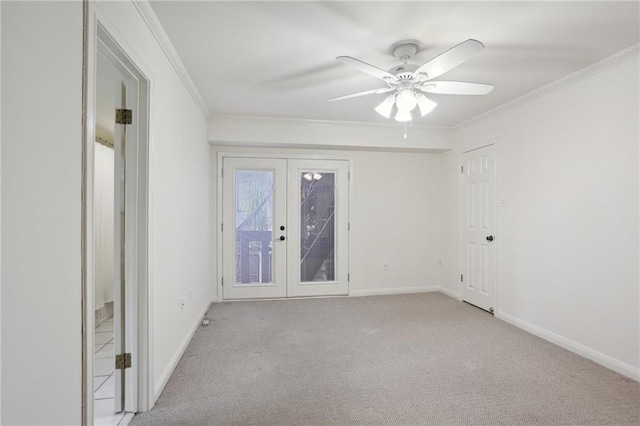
[
  {"x1": 216, "y1": 152, "x2": 352, "y2": 302},
  {"x1": 459, "y1": 141, "x2": 500, "y2": 313},
  {"x1": 83, "y1": 3, "x2": 152, "y2": 423}
]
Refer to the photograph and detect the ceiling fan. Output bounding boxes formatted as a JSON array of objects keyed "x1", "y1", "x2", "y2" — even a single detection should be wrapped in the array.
[{"x1": 328, "y1": 39, "x2": 494, "y2": 122}]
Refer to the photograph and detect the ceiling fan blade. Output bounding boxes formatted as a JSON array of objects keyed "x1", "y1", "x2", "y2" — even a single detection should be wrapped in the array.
[
  {"x1": 417, "y1": 81, "x2": 494, "y2": 95},
  {"x1": 413, "y1": 39, "x2": 485, "y2": 80},
  {"x1": 337, "y1": 56, "x2": 398, "y2": 82},
  {"x1": 327, "y1": 87, "x2": 394, "y2": 102}
]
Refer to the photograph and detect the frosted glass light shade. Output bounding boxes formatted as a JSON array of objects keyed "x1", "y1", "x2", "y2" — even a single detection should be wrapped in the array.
[
  {"x1": 395, "y1": 108, "x2": 412, "y2": 122},
  {"x1": 396, "y1": 89, "x2": 417, "y2": 111},
  {"x1": 374, "y1": 95, "x2": 395, "y2": 118},
  {"x1": 416, "y1": 93, "x2": 437, "y2": 116}
]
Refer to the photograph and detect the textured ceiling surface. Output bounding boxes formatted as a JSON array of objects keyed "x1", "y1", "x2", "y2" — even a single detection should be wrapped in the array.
[{"x1": 150, "y1": 1, "x2": 639, "y2": 127}]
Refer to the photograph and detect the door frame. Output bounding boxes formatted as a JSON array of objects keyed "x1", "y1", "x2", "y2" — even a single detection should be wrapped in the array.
[
  {"x1": 82, "y1": 3, "x2": 152, "y2": 424},
  {"x1": 215, "y1": 152, "x2": 352, "y2": 302},
  {"x1": 458, "y1": 140, "x2": 500, "y2": 313}
]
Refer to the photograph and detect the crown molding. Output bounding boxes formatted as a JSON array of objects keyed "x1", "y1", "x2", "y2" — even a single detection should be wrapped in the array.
[
  {"x1": 132, "y1": 0, "x2": 210, "y2": 116},
  {"x1": 456, "y1": 44, "x2": 640, "y2": 129},
  {"x1": 208, "y1": 113, "x2": 453, "y2": 131}
]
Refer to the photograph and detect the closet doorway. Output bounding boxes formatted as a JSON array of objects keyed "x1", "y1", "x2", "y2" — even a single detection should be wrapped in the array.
[{"x1": 84, "y1": 18, "x2": 151, "y2": 424}]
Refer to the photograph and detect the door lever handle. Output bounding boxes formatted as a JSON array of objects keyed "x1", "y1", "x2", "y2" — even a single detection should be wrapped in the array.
[{"x1": 486, "y1": 235, "x2": 494, "y2": 242}]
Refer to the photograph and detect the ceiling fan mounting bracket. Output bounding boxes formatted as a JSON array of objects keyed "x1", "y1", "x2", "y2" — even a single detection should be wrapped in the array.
[{"x1": 391, "y1": 41, "x2": 419, "y2": 62}]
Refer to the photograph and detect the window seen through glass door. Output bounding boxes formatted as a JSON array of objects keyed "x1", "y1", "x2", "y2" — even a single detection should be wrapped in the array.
[
  {"x1": 300, "y1": 171, "x2": 336, "y2": 282},
  {"x1": 235, "y1": 170, "x2": 274, "y2": 285}
]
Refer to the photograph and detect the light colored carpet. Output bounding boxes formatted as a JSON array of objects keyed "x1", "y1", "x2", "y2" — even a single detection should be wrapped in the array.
[{"x1": 131, "y1": 293, "x2": 640, "y2": 425}]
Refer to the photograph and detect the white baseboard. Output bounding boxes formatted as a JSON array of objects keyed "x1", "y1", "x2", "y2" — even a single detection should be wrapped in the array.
[
  {"x1": 351, "y1": 286, "x2": 439, "y2": 297},
  {"x1": 496, "y1": 310, "x2": 640, "y2": 382},
  {"x1": 438, "y1": 287, "x2": 461, "y2": 301},
  {"x1": 154, "y1": 302, "x2": 210, "y2": 400}
]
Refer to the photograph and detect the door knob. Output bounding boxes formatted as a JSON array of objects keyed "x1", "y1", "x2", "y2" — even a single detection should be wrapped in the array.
[
  {"x1": 486, "y1": 235, "x2": 494, "y2": 242},
  {"x1": 278, "y1": 236, "x2": 286, "y2": 241}
]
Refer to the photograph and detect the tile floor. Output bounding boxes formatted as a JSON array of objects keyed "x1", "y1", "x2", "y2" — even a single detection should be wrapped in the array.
[{"x1": 94, "y1": 318, "x2": 133, "y2": 426}]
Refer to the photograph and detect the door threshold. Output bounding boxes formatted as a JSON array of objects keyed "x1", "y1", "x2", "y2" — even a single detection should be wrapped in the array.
[
  {"x1": 463, "y1": 300, "x2": 495, "y2": 315},
  {"x1": 221, "y1": 294, "x2": 350, "y2": 303}
]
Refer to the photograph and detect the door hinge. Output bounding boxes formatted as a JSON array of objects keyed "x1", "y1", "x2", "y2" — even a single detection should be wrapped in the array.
[
  {"x1": 461, "y1": 165, "x2": 464, "y2": 173},
  {"x1": 461, "y1": 274, "x2": 464, "y2": 282},
  {"x1": 348, "y1": 171, "x2": 351, "y2": 180},
  {"x1": 115, "y1": 353, "x2": 131, "y2": 369},
  {"x1": 348, "y1": 273, "x2": 350, "y2": 282},
  {"x1": 348, "y1": 222, "x2": 350, "y2": 231},
  {"x1": 115, "y1": 109, "x2": 133, "y2": 125},
  {"x1": 221, "y1": 168, "x2": 223, "y2": 178},
  {"x1": 221, "y1": 277, "x2": 224, "y2": 287},
  {"x1": 221, "y1": 223, "x2": 223, "y2": 232}
]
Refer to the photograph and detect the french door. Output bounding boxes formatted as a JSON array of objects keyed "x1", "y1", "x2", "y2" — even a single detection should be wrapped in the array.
[{"x1": 222, "y1": 157, "x2": 349, "y2": 299}]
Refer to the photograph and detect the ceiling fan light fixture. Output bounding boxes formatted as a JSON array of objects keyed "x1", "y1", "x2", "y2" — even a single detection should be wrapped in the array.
[
  {"x1": 374, "y1": 95, "x2": 395, "y2": 118},
  {"x1": 416, "y1": 93, "x2": 437, "y2": 116},
  {"x1": 395, "y1": 108, "x2": 412, "y2": 122},
  {"x1": 395, "y1": 89, "x2": 418, "y2": 112}
]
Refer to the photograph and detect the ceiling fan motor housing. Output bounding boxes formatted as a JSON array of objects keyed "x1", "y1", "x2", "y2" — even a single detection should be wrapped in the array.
[{"x1": 389, "y1": 63, "x2": 420, "y2": 80}]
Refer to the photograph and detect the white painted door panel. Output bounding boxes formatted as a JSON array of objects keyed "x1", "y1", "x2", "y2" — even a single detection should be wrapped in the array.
[
  {"x1": 462, "y1": 145, "x2": 496, "y2": 312},
  {"x1": 112, "y1": 79, "x2": 125, "y2": 414}
]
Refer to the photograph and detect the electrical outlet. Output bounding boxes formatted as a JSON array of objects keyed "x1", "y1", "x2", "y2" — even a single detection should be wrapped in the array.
[{"x1": 383, "y1": 261, "x2": 389, "y2": 271}]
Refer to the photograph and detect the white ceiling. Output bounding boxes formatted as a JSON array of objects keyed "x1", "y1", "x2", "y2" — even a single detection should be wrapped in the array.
[{"x1": 149, "y1": 1, "x2": 639, "y2": 127}]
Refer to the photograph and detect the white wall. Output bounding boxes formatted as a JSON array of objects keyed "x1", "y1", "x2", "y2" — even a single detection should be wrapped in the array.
[
  {"x1": 1, "y1": 1, "x2": 210, "y2": 423},
  {"x1": 1, "y1": 2, "x2": 83, "y2": 424},
  {"x1": 443, "y1": 53, "x2": 639, "y2": 379},
  {"x1": 0, "y1": 0, "x2": 3, "y2": 418},
  {"x1": 438, "y1": 149, "x2": 461, "y2": 300},
  {"x1": 93, "y1": 0, "x2": 210, "y2": 402},
  {"x1": 94, "y1": 143, "x2": 115, "y2": 311},
  {"x1": 210, "y1": 144, "x2": 443, "y2": 299},
  {"x1": 349, "y1": 151, "x2": 441, "y2": 295}
]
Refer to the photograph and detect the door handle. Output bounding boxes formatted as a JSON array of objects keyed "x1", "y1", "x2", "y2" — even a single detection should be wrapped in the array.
[
  {"x1": 486, "y1": 235, "x2": 494, "y2": 242},
  {"x1": 278, "y1": 236, "x2": 286, "y2": 241}
]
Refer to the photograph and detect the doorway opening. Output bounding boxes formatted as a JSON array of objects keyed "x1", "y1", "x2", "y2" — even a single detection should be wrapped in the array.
[{"x1": 83, "y1": 14, "x2": 150, "y2": 425}]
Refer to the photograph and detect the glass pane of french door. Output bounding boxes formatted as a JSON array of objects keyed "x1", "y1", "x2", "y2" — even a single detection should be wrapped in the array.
[
  {"x1": 288, "y1": 159, "x2": 349, "y2": 297},
  {"x1": 234, "y1": 170, "x2": 274, "y2": 285},
  {"x1": 300, "y1": 171, "x2": 336, "y2": 282},
  {"x1": 222, "y1": 158, "x2": 287, "y2": 299}
]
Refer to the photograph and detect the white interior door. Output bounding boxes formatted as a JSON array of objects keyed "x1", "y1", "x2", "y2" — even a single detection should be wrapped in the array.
[
  {"x1": 462, "y1": 144, "x2": 496, "y2": 313},
  {"x1": 222, "y1": 158, "x2": 288, "y2": 299},
  {"x1": 112, "y1": 80, "x2": 127, "y2": 413},
  {"x1": 287, "y1": 160, "x2": 349, "y2": 297},
  {"x1": 222, "y1": 157, "x2": 349, "y2": 299}
]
